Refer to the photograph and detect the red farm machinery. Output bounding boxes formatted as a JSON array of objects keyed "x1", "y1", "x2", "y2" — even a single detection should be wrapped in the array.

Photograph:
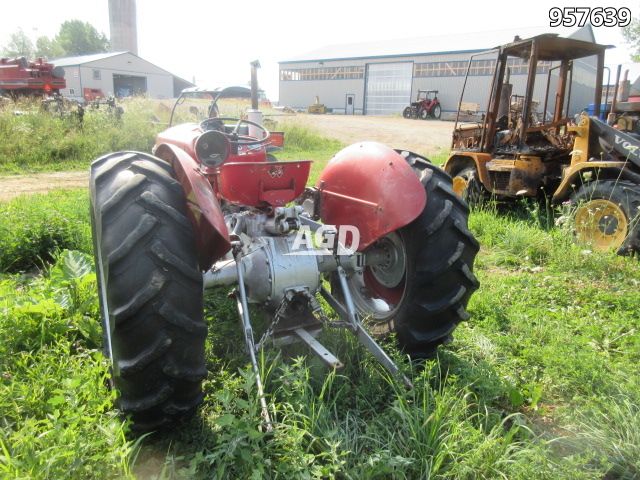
[
  {"x1": 403, "y1": 90, "x2": 442, "y2": 120},
  {"x1": 0, "y1": 57, "x2": 65, "y2": 97},
  {"x1": 90, "y1": 84, "x2": 479, "y2": 431}
]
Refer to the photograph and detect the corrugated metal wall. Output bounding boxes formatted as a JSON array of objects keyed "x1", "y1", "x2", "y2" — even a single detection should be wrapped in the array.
[{"x1": 279, "y1": 50, "x2": 596, "y2": 117}]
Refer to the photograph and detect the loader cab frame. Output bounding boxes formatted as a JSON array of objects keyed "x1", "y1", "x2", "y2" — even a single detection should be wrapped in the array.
[
  {"x1": 446, "y1": 34, "x2": 610, "y2": 198},
  {"x1": 479, "y1": 34, "x2": 606, "y2": 154}
]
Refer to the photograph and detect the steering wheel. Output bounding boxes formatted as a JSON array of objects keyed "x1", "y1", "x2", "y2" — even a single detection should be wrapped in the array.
[{"x1": 200, "y1": 117, "x2": 270, "y2": 146}]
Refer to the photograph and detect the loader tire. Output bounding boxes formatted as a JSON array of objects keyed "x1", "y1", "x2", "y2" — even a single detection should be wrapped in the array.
[
  {"x1": 341, "y1": 160, "x2": 480, "y2": 357},
  {"x1": 90, "y1": 151, "x2": 207, "y2": 431},
  {"x1": 571, "y1": 180, "x2": 640, "y2": 255},
  {"x1": 452, "y1": 167, "x2": 486, "y2": 206}
]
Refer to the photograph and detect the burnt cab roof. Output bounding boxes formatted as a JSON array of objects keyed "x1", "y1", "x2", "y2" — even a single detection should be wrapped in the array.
[{"x1": 498, "y1": 34, "x2": 611, "y2": 61}]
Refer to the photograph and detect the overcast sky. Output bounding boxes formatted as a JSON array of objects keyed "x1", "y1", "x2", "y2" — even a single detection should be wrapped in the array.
[{"x1": 2, "y1": 0, "x2": 639, "y2": 100}]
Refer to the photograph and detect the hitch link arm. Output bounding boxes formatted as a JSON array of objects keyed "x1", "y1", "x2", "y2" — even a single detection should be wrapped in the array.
[
  {"x1": 233, "y1": 246, "x2": 273, "y2": 432},
  {"x1": 333, "y1": 267, "x2": 413, "y2": 389}
]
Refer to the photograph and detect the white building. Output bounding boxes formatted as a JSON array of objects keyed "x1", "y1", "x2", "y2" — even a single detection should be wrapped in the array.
[
  {"x1": 53, "y1": 51, "x2": 192, "y2": 102},
  {"x1": 279, "y1": 26, "x2": 598, "y2": 116}
]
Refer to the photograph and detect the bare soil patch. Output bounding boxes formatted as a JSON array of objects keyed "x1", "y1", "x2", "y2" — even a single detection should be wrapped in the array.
[
  {"x1": 282, "y1": 113, "x2": 455, "y2": 157},
  {"x1": 0, "y1": 171, "x2": 88, "y2": 202}
]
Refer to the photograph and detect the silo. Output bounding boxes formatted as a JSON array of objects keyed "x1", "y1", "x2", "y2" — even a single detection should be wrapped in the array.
[{"x1": 108, "y1": 0, "x2": 138, "y2": 54}]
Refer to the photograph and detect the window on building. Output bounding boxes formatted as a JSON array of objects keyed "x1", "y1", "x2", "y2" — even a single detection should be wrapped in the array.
[
  {"x1": 414, "y1": 58, "x2": 552, "y2": 78},
  {"x1": 93, "y1": 69, "x2": 101, "y2": 80},
  {"x1": 280, "y1": 66, "x2": 365, "y2": 81},
  {"x1": 69, "y1": 88, "x2": 75, "y2": 95}
]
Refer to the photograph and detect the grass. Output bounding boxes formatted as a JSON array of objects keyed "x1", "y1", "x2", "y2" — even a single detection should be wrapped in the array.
[
  {"x1": 1, "y1": 189, "x2": 639, "y2": 478},
  {"x1": 0, "y1": 190, "x2": 91, "y2": 273},
  {"x1": 0, "y1": 97, "x2": 162, "y2": 174},
  {"x1": 0, "y1": 111, "x2": 639, "y2": 478}
]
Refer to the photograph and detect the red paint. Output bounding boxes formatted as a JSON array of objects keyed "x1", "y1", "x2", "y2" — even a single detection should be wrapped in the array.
[
  {"x1": 317, "y1": 142, "x2": 426, "y2": 250},
  {"x1": 216, "y1": 161, "x2": 312, "y2": 207},
  {"x1": 155, "y1": 123, "x2": 201, "y2": 159},
  {"x1": 83, "y1": 88, "x2": 104, "y2": 101},
  {"x1": 0, "y1": 57, "x2": 65, "y2": 95},
  {"x1": 269, "y1": 132, "x2": 285, "y2": 148},
  {"x1": 363, "y1": 269, "x2": 404, "y2": 304},
  {"x1": 155, "y1": 123, "x2": 268, "y2": 164},
  {"x1": 156, "y1": 143, "x2": 231, "y2": 270}
]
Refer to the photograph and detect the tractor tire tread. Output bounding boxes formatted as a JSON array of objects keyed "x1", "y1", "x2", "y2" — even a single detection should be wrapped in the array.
[
  {"x1": 393, "y1": 162, "x2": 480, "y2": 357},
  {"x1": 138, "y1": 191, "x2": 192, "y2": 229},
  {"x1": 90, "y1": 151, "x2": 207, "y2": 431}
]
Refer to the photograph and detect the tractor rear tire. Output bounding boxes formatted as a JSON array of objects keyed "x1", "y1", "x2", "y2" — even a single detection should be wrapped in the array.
[
  {"x1": 571, "y1": 180, "x2": 640, "y2": 255},
  {"x1": 341, "y1": 161, "x2": 480, "y2": 357},
  {"x1": 431, "y1": 104, "x2": 442, "y2": 119},
  {"x1": 90, "y1": 151, "x2": 207, "y2": 431},
  {"x1": 419, "y1": 108, "x2": 429, "y2": 120}
]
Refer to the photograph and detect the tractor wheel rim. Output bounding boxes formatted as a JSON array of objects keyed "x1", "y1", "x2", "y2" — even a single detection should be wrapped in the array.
[
  {"x1": 452, "y1": 176, "x2": 469, "y2": 198},
  {"x1": 347, "y1": 232, "x2": 407, "y2": 321},
  {"x1": 574, "y1": 198, "x2": 628, "y2": 250}
]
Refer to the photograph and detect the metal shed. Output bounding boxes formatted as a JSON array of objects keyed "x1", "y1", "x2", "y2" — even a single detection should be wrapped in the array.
[
  {"x1": 53, "y1": 51, "x2": 193, "y2": 102},
  {"x1": 278, "y1": 26, "x2": 597, "y2": 116}
]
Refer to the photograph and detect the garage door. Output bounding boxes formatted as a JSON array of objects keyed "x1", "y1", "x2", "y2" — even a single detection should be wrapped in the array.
[{"x1": 364, "y1": 62, "x2": 413, "y2": 115}]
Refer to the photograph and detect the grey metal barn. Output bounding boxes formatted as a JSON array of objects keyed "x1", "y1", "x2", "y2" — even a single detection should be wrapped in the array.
[
  {"x1": 53, "y1": 51, "x2": 193, "y2": 103},
  {"x1": 278, "y1": 26, "x2": 598, "y2": 117}
]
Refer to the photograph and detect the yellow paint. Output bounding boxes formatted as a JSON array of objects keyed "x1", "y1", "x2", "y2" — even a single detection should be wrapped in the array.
[
  {"x1": 444, "y1": 152, "x2": 493, "y2": 188},
  {"x1": 452, "y1": 176, "x2": 468, "y2": 197},
  {"x1": 574, "y1": 198, "x2": 628, "y2": 251},
  {"x1": 552, "y1": 161, "x2": 627, "y2": 202},
  {"x1": 567, "y1": 113, "x2": 591, "y2": 167}
]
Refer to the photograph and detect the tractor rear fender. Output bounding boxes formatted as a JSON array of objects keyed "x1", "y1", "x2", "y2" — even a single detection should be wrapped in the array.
[
  {"x1": 317, "y1": 142, "x2": 426, "y2": 251},
  {"x1": 552, "y1": 161, "x2": 628, "y2": 203},
  {"x1": 444, "y1": 152, "x2": 493, "y2": 188},
  {"x1": 154, "y1": 143, "x2": 231, "y2": 270}
]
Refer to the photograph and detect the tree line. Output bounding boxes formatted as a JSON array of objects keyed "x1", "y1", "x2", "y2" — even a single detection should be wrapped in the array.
[{"x1": 2, "y1": 20, "x2": 109, "y2": 60}]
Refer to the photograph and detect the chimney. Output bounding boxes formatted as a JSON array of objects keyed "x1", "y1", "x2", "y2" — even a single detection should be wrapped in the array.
[{"x1": 108, "y1": 0, "x2": 138, "y2": 54}]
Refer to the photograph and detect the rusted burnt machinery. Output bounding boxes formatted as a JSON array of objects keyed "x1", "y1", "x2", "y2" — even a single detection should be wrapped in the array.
[
  {"x1": 90, "y1": 82, "x2": 479, "y2": 431},
  {"x1": 606, "y1": 66, "x2": 640, "y2": 135},
  {"x1": 445, "y1": 34, "x2": 640, "y2": 254},
  {"x1": 403, "y1": 90, "x2": 442, "y2": 120},
  {"x1": 0, "y1": 57, "x2": 66, "y2": 96}
]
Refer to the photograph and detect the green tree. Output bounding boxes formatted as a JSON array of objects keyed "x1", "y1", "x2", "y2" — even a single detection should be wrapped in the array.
[
  {"x1": 35, "y1": 36, "x2": 64, "y2": 59},
  {"x1": 55, "y1": 20, "x2": 109, "y2": 56},
  {"x1": 622, "y1": 16, "x2": 640, "y2": 62},
  {"x1": 2, "y1": 29, "x2": 34, "y2": 58}
]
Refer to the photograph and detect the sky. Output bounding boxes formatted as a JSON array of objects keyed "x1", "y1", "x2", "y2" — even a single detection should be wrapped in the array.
[{"x1": 2, "y1": 0, "x2": 639, "y2": 101}]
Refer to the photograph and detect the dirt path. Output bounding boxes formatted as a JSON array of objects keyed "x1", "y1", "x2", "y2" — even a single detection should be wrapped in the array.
[
  {"x1": 283, "y1": 113, "x2": 455, "y2": 157},
  {"x1": 0, "y1": 115, "x2": 455, "y2": 201},
  {"x1": 0, "y1": 171, "x2": 88, "y2": 202}
]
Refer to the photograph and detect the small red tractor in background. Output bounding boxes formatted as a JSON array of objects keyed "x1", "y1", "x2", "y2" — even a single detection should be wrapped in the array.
[
  {"x1": 0, "y1": 57, "x2": 65, "y2": 97},
  {"x1": 90, "y1": 85, "x2": 478, "y2": 431},
  {"x1": 403, "y1": 90, "x2": 442, "y2": 120}
]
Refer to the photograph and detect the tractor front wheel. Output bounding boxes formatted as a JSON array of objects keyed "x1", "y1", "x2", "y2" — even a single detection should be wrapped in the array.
[
  {"x1": 340, "y1": 163, "x2": 480, "y2": 357},
  {"x1": 571, "y1": 180, "x2": 640, "y2": 254},
  {"x1": 402, "y1": 107, "x2": 412, "y2": 119},
  {"x1": 90, "y1": 151, "x2": 208, "y2": 431},
  {"x1": 431, "y1": 104, "x2": 442, "y2": 119},
  {"x1": 452, "y1": 167, "x2": 486, "y2": 206},
  {"x1": 419, "y1": 108, "x2": 429, "y2": 120}
]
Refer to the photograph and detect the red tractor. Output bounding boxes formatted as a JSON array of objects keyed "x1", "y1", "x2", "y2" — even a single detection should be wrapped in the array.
[
  {"x1": 403, "y1": 90, "x2": 442, "y2": 120},
  {"x1": 0, "y1": 57, "x2": 65, "y2": 96},
  {"x1": 90, "y1": 87, "x2": 479, "y2": 430}
]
